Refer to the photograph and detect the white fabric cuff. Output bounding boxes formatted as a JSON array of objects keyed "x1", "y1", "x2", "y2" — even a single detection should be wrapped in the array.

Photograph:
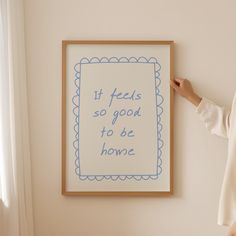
[{"x1": 195, "y1": 97, "x2": 214, "y2": 114}]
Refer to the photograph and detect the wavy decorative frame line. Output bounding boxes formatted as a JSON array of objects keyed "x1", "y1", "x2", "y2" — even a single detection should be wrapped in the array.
[{"x1": 72, "y1": 56, "x2": 164, "y2": 181}]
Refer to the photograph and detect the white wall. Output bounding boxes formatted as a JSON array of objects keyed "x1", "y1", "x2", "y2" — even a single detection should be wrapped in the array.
[{"x1": 24, "y1": 0, "x2": 236, "y2": 235}]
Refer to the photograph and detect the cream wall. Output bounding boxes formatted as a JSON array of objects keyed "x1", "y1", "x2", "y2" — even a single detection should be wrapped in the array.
[{"x1": 24, "y1": 0, "x2": 236, "y2": 235}]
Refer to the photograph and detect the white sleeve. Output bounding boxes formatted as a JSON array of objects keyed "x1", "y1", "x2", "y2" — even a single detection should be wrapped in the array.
[{"x1": 196, "y1": 97, "x2": 231, "y2": 138}]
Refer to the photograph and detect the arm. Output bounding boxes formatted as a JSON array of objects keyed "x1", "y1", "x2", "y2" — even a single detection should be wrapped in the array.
[{"x1": 170, "y1": 77, "x2": 231, "y2": 138}]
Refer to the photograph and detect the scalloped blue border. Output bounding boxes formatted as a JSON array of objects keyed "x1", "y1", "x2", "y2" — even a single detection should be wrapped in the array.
[{"x1": 72, "y1": 56, "x2": 164, "y2": 181}]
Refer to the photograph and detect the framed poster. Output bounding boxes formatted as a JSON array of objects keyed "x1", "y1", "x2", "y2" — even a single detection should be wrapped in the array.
[{"x1": 62, "y1": 40, "x2": 174, "y2": 196}]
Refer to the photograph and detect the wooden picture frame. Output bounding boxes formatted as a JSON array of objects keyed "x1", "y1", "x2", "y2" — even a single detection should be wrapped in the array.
[{"x1": 62, "y1": 40, "x2": 174, "y2": 196}]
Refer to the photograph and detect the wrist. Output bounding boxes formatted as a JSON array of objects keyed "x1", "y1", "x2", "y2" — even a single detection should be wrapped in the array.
[{"x1": 187, "y1": 93, "x2": 202, "y2": 107}]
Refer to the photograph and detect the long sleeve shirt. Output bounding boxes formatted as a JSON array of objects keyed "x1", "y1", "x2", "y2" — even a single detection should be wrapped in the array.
[{"x1": 196, "y1": 94, "x2": 236, "y2": 226}]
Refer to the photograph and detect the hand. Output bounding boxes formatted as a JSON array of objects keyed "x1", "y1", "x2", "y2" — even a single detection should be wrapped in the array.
[
  {"x1": 170, "y1": 77, "x2": 202, "y2": 107},
  {"x1": 229, "y1": 221, "x2": 236, "y2": 236}
]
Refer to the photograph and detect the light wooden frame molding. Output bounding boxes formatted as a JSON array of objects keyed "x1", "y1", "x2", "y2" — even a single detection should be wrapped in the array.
[{"x1": 62, "y1": 40, "x2": 174, "y2": 196}]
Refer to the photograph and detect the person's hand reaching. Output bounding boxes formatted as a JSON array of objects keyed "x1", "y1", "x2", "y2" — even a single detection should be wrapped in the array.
[{"x1": 170, "y1": 77, "x2": 202, "y2": 107}]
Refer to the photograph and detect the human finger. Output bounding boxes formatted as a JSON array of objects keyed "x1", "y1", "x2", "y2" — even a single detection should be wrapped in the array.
[
  {"x1": 174, "y1": 77, "x2": 185, "y2": 84},
  {"x1": 170, "y1": 80, "x2": 180, "y2": 91}
]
